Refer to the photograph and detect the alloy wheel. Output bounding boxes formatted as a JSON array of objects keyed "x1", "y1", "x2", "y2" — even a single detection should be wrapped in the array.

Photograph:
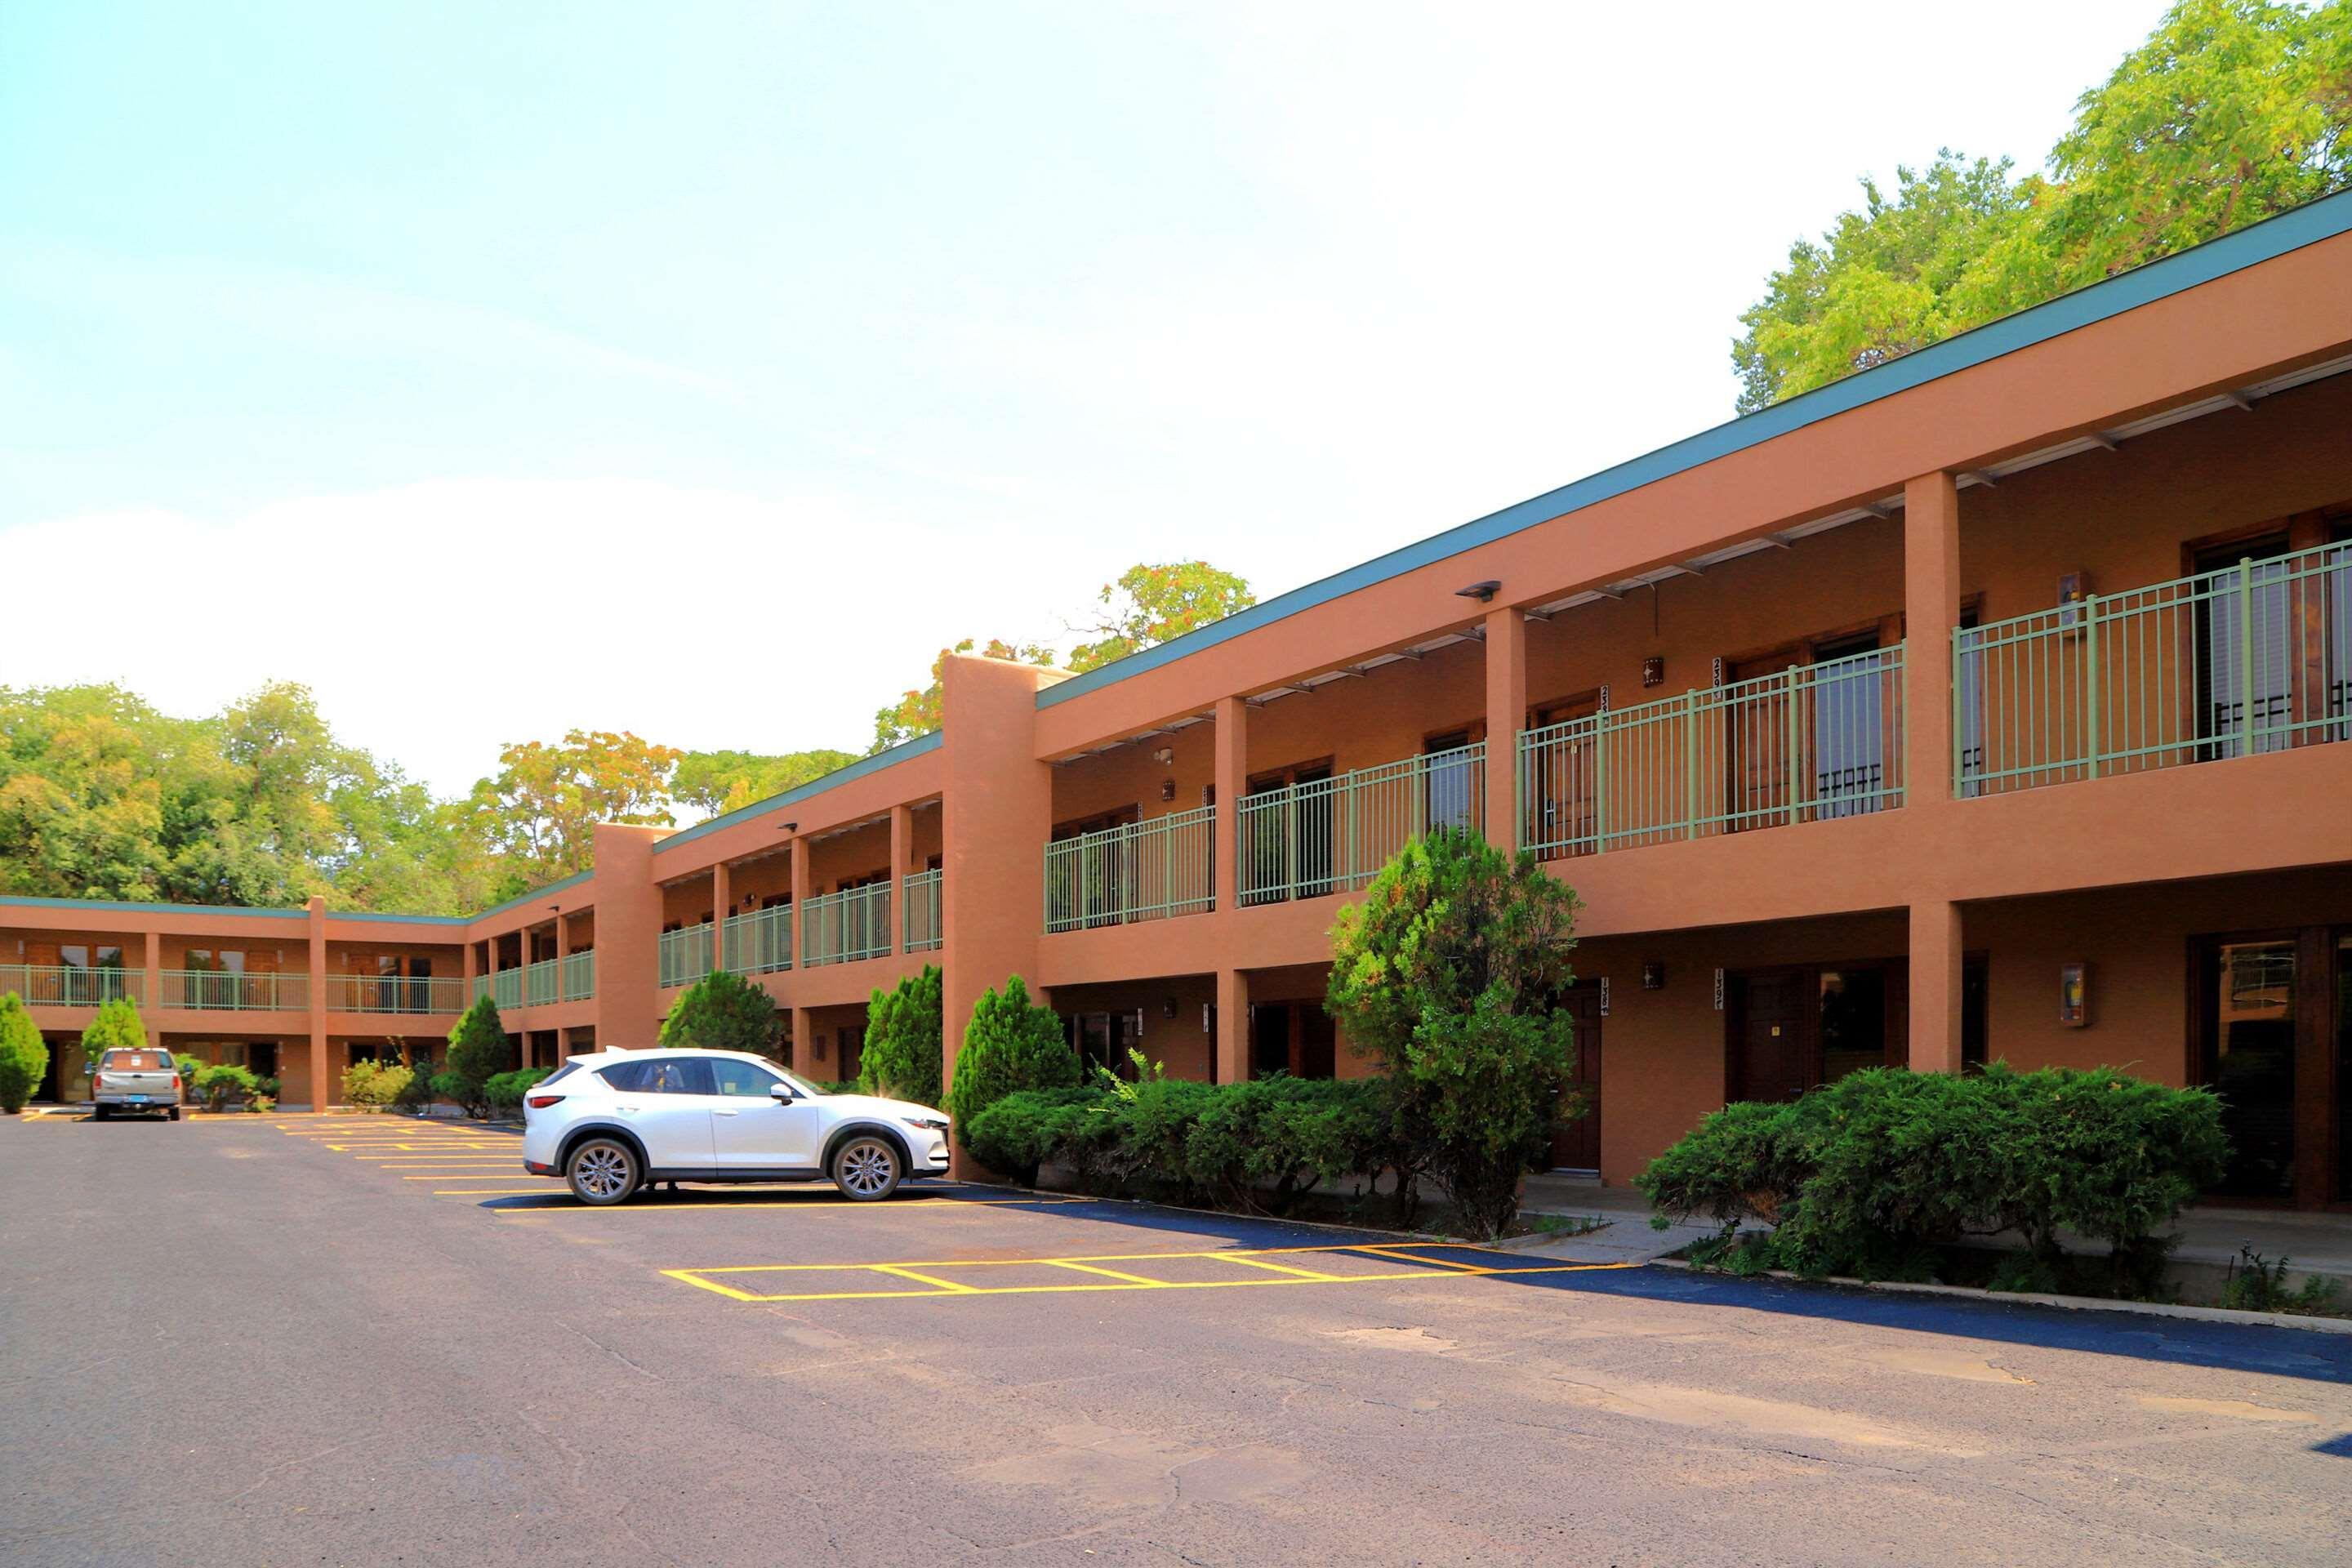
[{"x1": 835, "y1": 1138, "x2": 899, "y2": 1200}]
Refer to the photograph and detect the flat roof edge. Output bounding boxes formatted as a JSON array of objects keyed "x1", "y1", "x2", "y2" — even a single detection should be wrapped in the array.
[
  {"x1": 1037, "y1": 187, "x2": 2352, "y2": 713},
  {"x1": 466, "y1": 867, "x2": 596, "y2": 924},
  {"x1": 651, "y1": 729, "x2": 944, "y2": 857},
  {"x1": 0, "y1": 895, "x2": 309, "y2": 920}
]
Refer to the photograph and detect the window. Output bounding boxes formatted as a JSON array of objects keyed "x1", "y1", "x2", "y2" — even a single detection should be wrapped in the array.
[
  {"x1": 2201, "y1": 937, "x2": 2299, "y2": 1199},
  {"x1": 711, "y1": 1059, "x2": 783, "y2": 1098},
  {"x1": 647, "y1": 1058, "x2": 715, "y2": 1095},
  {"x1": 1816, "y1": 969, "x2": 1888, "y2": 1084},
  {"x1": 1422, "y1": 729, "x2": 1478, "y2": 833},
  {"x1": 599, "y1": 1060, "x2": 654, "y2": 1092},
  {"x1": 2194, "y1": 534, "x2": 2296, "y2": 759},
  {"x1": 101, "y1": 1050, "x2": 169, "y2": 1071}
]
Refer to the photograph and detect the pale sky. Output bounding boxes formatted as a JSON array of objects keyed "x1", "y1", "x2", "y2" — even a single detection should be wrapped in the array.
[{"x1": 0, "y1": 1, "x2": 2173, "y2": 798}]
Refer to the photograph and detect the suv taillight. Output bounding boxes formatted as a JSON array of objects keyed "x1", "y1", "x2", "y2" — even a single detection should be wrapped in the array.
[{"x1": 526, "y1": 1094, "x2": 565, "y2": 1110}]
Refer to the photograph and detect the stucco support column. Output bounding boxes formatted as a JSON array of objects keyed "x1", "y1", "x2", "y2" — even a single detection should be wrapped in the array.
[
  {"x1": 1215, "y1": 968, "x2": 1248, "y2": 1085},
  {"x1": 1908, "y1": 900, "x2": 1963, "y2": 1075},
  {"x1": 1214, "y1": 695, "x2": 1246, "y2": 915},
  {"x1": 888, "y1": 803, "x2": 911, "y2": 957},
  {"x1": 791, "y1": 1006, "x2": 813, "y2": 1071},
  {"x1": 461, "y1": 936, "x2": 478, "y2": 1001},
  {"x1": 1904, "y1": 470, "x2": 1960, "y2": 807},
  {"x1": 141, "y1": 930, "x2": 161, "y2": 1013},
  {"x1": 789, "y1": 837, "x2": 810, "y2": 969},
  {"x1": 305, "y1": 896, "x2": 329, "y2": 1111},
  {"x1": 710, "y1": 862, "x2": 730, "y2": 975},
  {"x1": 1484, "y1": 604, "x2": 1526, "y2": 849},
  {"x1": 586, "y1": 824, "x2": 665, "y2": 1056}
]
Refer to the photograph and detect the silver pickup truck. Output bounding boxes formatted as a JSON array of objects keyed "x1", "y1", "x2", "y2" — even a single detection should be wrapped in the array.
[{"x1": 91, "y1": 1049, "x2": 182, "y2": 1121}]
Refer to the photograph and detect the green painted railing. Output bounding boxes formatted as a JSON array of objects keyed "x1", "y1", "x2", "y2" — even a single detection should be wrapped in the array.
[
  {"x1": 802, "y1": 884, "x2": 892, "y2": 968},
  {"x1": 562, "y1": 949, "x2": 595, "y2": 1002},
  {"x1": 524, "y1": 957, "x2": 559, "y2": 1006},
  {"x1": 904, "y1": 869, "x2": 942, "y2": 952},
  {"x1": 1238, "y1": 745, "x2": 1484, "y2": 906},
  {"x1": 1044, "y1": 804, "x2": 1216, "y2": 934},
  {"x1": 658, "y1": 923, "x2": 714, "y2": 989},
  {"x1": 324, "y1": 974, "x2": 464, "y2": 1013},
  {"x1": 1519, "y1": 643, "x2": 1906, "y2": 858},
  {"x1": 0, "y1": 964, "x2": 141, "y2": 1007},
  {"x1": 161, "y1": 969, "x2": 309, "y2": 1011},
  {"x1": 1956, "y1": 542, "x2": 2350, "y2": 796},
  {"x1": 721, "y1": 905, "x2": 794, "y2": 976},
  {"x1": 490, "y1": 967, "x2": 523, "y2": 1009}
]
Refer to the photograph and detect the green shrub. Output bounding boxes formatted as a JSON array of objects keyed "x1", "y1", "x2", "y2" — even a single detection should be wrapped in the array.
[
  {"x1": 945, "y1": 975, "x2": 1080, "y2": 1134},
  {"x1": 1639, "y1": 1064, "x2": 2229, "y2": 1289},
  {"x1": 859, "y1": 964, "x2": 943, "y2": 1106},
  {"x1": 2221, "y1": 1247, "x2": 2344, "y2": 1315},
  {"x1": 444, "y1": 996, "x2": 514, "y2": 1114},
  {"x1": 659, "y1": 969, "x2": 782, "y2": 1057},
  {"x1": 960, "y1": 1074, "x2": 1407, "y2": 1212},
  {"x1": 172, "y1": 1052, "x2": 203, "y2": 1085},
  {"x1": 0, "y1": 993, "x2": 47, "y2": 1112},
  {"x1": 483, "y1": 1067, "x2": 552, "y2": 1113},
  {"x1": 1325, "y1": 829, "x2": 1582, "y2": 1239},
  {"x1": 80, "y1": 997, "x2": 148, "y2": 1075},
  {"x1": 342, "y1": 1059, "x2": 412, "y2": 1108},
  {"x1": 249, "y1": 1094, "x2": 275, "y2": 1115},
  {"x1": 194, "y1": 1062, "x2": 261, "y2": 1111},
  {"x1": 394, "y1": 1061, "x2": 438, "y2": 1111}
]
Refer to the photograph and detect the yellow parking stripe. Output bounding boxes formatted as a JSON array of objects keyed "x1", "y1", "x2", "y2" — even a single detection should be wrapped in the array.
[
  {"x1": 487, "y1": 1195, "x2": 1083, "y2": 1215},
  {"x1": 663, "y1": 1242, "x2": 1633, "y2": 1304},
  {"x1": 1214, "y1": 1254, "x2": 1345, "y2": 1281}
]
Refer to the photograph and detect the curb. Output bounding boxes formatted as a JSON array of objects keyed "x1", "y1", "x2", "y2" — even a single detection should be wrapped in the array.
[{"x1": 1652, "y1": 1258, "x2": 2352, "y2": 1335}]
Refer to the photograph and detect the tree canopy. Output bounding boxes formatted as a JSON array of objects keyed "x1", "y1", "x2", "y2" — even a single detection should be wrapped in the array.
[
  {"x1": 1734, "y1": 0, "x2": 2352, "y2": 412},
  {"x1": 672, "y1": 749, "x2": 861, "y2": 816},
  {"x1": 462, "y1": 729, "x2": 683, "y2": 897}
]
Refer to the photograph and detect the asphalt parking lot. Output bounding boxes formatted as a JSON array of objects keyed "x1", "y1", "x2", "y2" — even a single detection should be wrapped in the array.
[{"x1": 7, "y1": 1112, "x2": 2352, "y2": 1567}]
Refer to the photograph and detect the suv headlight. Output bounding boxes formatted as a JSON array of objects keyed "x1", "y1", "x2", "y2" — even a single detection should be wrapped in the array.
[{"x1": 902, "y1": 1116, "x2": 949, "y2": 1132}]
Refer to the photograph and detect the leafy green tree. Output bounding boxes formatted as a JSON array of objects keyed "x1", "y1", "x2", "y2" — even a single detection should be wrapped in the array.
[
  {"x1": 1733, "y1": 0, "x2": 2351, "y2": 411},
  {"x1": 945, "y1": 974, "x2": 1080, "y2": 1133},
  {"x1": 443, "y1": 995, "x2": 514, "y2": 1114},
  {"x1": 464, "y1": 729, "x2": 683, "y2": 893},
  {"x1": 1066, "y1": 562, "x2": 1257, "y2": 674},
  {"x1": 0, "y1": 993, "x2": 47, "y2": 1112},
  {"x1": 673, "y1": 749, "x2": 862, "y2": 816},
  {"x1": 79, "y1": 997, "x2": 149, "y2": 1076},
  {"x1": 858, "y1": 964, "x2": 944, "y2": 1105},
  {"x1": 1325, "y1": 830, "x2": 1583, "y2": 1240},
  {"x1": 657, "y1": 969, "x2": 783, "y2": 1058}
]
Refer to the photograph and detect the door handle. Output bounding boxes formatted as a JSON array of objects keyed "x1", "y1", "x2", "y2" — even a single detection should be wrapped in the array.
[{"x1": 714, "y1": 1108, "x2": 739, "y2": 1116}]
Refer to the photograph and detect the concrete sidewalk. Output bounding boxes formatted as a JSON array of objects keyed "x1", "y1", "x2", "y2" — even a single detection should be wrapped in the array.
[{"x1": 1517, "y1": 1174, "x2": 2352, "y2": 1290}]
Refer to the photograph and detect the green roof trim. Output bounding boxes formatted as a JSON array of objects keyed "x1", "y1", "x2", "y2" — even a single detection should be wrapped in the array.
[
  {"x1": 652, "y1": 730, "x2": 944, "y2": 857},
  {"x1": 0, "y1": 894, "x2": 307, "y2": 920},
  {"x1": 1037, "y1": 187, "x2": 2352, "y2": 712},
  {"x1": 465, "y1": 867, "x2": 596, "y2": 923}
]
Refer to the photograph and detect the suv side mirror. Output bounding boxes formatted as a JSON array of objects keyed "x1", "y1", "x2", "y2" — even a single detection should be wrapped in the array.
[{"x1": 769, "y1": 1083, "x2": 798, "y2": 1102}]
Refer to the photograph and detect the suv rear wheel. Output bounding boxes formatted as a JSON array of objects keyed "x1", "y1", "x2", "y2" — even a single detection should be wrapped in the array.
[
  {"x1": 831, "y1": 1134, "x2": 902, "y2": 1201},
  {"x1": 567, "y1": 1137, "x2": 640, "y2": 1205}
]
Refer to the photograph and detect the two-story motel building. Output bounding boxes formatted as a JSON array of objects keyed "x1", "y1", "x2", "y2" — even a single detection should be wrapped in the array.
[{"x1": 8, "y1": 194, "x2": 2351, "y2": 1205}]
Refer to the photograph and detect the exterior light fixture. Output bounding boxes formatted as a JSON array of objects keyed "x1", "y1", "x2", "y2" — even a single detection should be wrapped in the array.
[
  {"x1": 1641, "y1": 961, "x2": 1665, "y2": 991},
  {"x1": 1642, "y1": 657, "x2": 1665, "y2": 688},
  {"x1": 778, "y1": 820, "x2": 798, "y2": 832},
  {"x1": 1160, "y1": 778, "x2": 1177, "y2": 802},
  {"x1": 1151, "y1": 746, "x2": 1174, "y2": 765},
  {"x1": 1455, "y1": 580, "x2": 1501, "y2": 604}
]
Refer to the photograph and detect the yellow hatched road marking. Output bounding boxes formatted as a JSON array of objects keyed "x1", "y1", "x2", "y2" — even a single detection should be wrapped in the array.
[
  {"x1": 662, "y1": 1243, "x2": 1633, "y2": 1304},
  {"x1": 486, "y1": 1195, "x2": 1085, "y2": 1215},
  {"x1": 1214, "y1": 1254, "x2": 1345, "y2": 1280},
  {"x1": 432, "y1": 1187, "x2": 565, "y2": 1195}
]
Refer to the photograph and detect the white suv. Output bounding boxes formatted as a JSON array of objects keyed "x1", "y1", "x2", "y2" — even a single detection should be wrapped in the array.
[{"x1": 519, "y1": 1049, "x2": 951, "y2": 1205}]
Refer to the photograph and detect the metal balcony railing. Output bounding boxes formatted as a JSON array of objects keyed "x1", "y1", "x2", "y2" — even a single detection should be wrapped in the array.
[
  {"x1": 903, "y1": 869, "x2": 943, "y2": 953},
  {"x1": 161, "y1": 969, "x2": 309, "y2": 1011},
  {"x1": 1237, "y1": 745, "x2": 1485, "y2": 906},
  {"x1": 1956, "y1": 542, "x2": 2350, "y2": 796},
  {"x1": 324, "y1": 974, "x2": 464, "y2": 1013},
  {"x1": 483, "y1": 967, "x2": 523, "y2": 1009},
  {"x1": 1518, "y1": 644, "x2": 1906, "y2": 858},
  {"x1": 802, "y1": 884, "x2": 892, "y2": 968},
  {"x1": 721, "y1": 906, "x2": 793, "y2": 976},
  {"x1": 658, "y1": 923, "x2": 714, "y2": 989},
  {"x1": 1044, "y1": 804, "x2": 1216, "y2": 934},
  {"x1": 523, "y1": 958, "x2": 559, "y2": 1006},
  {"x1": 0, "y1": 964, "x2": 141, "y2": 1007},
  {"x1": 561, "y1": 950, "x2": 595, "y2": 1002}
]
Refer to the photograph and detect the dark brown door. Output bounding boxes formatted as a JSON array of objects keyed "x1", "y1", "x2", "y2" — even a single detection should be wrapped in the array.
[
  {"x1": 1297, "y1": 1004, "x2": 1336, "y2": 1080},
  {"x1": 1551, "y1": 985, "x2": 1603, "y2": 1170},
  {"x1": 1732, "y1": 969, "x2": 1810, "y2": 1102},
  {"x1": 1250, "y1": 1004, "x2": 1291, "y2": 1078}
]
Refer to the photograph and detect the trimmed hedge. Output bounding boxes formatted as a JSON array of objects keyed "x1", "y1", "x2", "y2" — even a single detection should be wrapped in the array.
[
  {"x1": 963, "y1": 1076, "x2": 1408, "y2": 1216},
  {"x1": 483, "y1": 1067, "x2": 553, "y2": 1113},
  {"x1": 1637, "y1": 1064, "x2": 2230, "y2": 1290}
]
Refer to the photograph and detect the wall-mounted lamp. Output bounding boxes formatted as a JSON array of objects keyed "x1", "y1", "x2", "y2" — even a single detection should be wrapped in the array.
[
  {"x1": 1641, "y1": 656, "x2": 1665, "y2": 688},
  {"x1": 1455, "y1": 579, "x2": 1502, "y2": 604},
  {"x1": 2059, "y1": 961, "x2": 2090, "y2": 1027},
  {"x1": 1160, "y1": 777, "x2": 1177, "y2": 802},
  {"x1": 1641, "y1": 961, "x2": 1666, "y2": 991},
  {"x1": 1150, "y1": 746, "x2": 1174, "y2": 765}
]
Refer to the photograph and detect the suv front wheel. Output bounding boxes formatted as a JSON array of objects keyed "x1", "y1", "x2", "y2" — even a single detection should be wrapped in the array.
[
  {"x1": 567, "y1": 1137, "x2": 640, "y2": 1205},
  {"x1": 831, "y1": 1134, "x2": 902, "y2": 1201}
]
